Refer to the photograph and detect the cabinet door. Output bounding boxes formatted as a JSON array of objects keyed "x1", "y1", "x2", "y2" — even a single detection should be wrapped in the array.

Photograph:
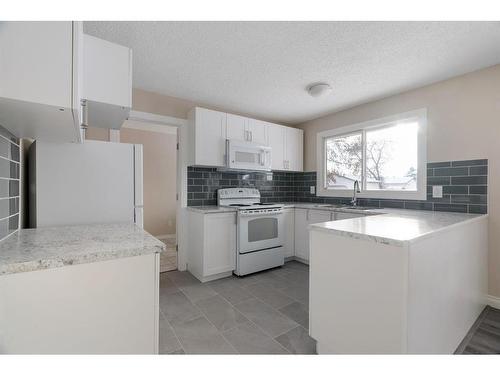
[
  {"x1": 83, "y1": 34, "x2": 132, "y2": 108},
  {"x1": 267, "y1": 124, "x2": 286, "y2": 171},
  {"x1": 283, "y1": 208, "x2": 295, "y2": 258},
  {"x1": 195, "y1": 108, "x2": 227, "y2": 167},
  {"x1": 335, "y1": 212, "x2": 366, "y2": 221},
  {"x1": 303, "y1": 210, "x2": 333, "y2": 261},
  {"x1": 226, "y1": 113, "x2": 247, "y2": 142},
  {"x1": 285, "y1": 127, "x2": 304, "y2": 172},
  {"x1": 204, "y1": 213, "x2": 236, "y2": 276},
  {"x1": 0, "y1": 21, "x2": 73, "y2": 108},
  {"x1": 294, "y1": 208, "x2": 308, "y2": 260},
  {"x1": 247, "y1": 118, "x2": 268, "y2": 145}
]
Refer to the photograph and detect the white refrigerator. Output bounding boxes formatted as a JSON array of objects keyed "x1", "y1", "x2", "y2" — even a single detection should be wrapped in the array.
[{"x1": 29, "y1": 140, "x2": 143, "y2": 228}]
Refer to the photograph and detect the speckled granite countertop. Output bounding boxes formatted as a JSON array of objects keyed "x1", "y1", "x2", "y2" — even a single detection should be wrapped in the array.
[
  {"x1": 309, "y1": 209, "x2": 487, "y2": 246},
  {"x1": 186, "y1": 206, "x2": 238, "y2": 213},
  {"x1": 0, "y1": 223, "x2": 165, "y2": 276}
]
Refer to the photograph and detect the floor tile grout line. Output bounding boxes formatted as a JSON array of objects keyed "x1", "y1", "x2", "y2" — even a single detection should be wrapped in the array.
[
  {"x1": 229, "y1": 296, "x2": 299, "y2": 350},
  {"x1": 162, "y1": 263, "x2": 310, "y2": 353},
  {"x1": 159, "y1": 308, "x2": 186, "y2": 354},
  {"x1": 206, "y1": 287, "x2": 292, "y2": 353},
  {"x1": 176, "y1": 288, "x2": 240, "y2": 354}
]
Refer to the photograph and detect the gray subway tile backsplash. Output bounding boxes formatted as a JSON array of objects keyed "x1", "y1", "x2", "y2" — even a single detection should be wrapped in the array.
[
  {"x1": 0, "y1": 125, "x2": 20, "y2": 241},
  {"x1": 187, "y1": 159, "x2": 488, "y2": 214}
]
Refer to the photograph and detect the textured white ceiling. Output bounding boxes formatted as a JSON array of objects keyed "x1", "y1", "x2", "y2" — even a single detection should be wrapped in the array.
[{"x1": 84, "y1": 21, "x2": 500, "y2": 124}]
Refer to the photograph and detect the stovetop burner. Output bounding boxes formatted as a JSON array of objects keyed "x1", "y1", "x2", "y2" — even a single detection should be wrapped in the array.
[
  {"x1": 253, "y1": 203, "x2": 273, "y2": 206},
  {"x1": 229, "y1": 204, "x2": 252, "y2": 207}
]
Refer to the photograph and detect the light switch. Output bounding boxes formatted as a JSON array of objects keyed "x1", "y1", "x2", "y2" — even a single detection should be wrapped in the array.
[
  {"x1": 432, "y1": 185, "x2": 443, "y2": 198},
  {"x1": 310, "y1": 186, "x2": 316, "y2": 195}
]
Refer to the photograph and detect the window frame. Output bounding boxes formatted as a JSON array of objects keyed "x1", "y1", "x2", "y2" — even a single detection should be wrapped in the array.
[{"x1": 316, "y1": 108, "x2": 427, "y2": 200}]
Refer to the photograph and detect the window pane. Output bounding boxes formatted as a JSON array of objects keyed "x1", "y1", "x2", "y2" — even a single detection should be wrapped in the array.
[
  {"x1": 365, "y1": 122, "x2": 418, "y2": 191},
  {"x1": 325, "y1": 133, "x2": 362, "y2": 189}
]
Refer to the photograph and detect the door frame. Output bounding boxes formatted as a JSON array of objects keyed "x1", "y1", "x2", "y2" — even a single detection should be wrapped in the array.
[{"x1": 126, "y1": 110, "x2": 188, "y2": 271}]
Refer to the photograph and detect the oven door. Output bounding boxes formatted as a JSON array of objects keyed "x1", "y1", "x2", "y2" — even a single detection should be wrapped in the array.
[{"x1": 238, "y1": 211, "x2": 284, "y2": 253}]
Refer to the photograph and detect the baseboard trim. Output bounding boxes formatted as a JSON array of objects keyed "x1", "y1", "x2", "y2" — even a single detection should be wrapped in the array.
[
  {"x1": 156, "y1": 234, "x2": 176, "y2": 240},
  {"x1": 486, "y1": 294, "x2": 500, "y2": 309}
]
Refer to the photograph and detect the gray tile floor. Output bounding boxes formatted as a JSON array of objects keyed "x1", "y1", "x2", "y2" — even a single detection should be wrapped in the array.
[
  {"x1": 159, "y1": 261, "x2": 316, "y2": 354},
  {"x1": 456, "y1": 305, "x2": 500, "y2": 354}
]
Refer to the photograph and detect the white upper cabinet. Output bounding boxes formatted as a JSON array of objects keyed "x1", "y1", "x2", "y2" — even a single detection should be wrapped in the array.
[
  {"x1": 226, "y1": 113, "x2": 247, "y2": 142},
  {"x1": 285, "y1": 127, "x2": 304, "y2": 172},
  {"x1": 187, "y1": 107, "x2": 303, "y2": 170},
  {"x1": 189, "y1": 107, "x2": 227, "y2": 167},
  {"x1": 0, "y1": 21, "x2": 134, "y2": 141},
  {"x1": 226, "y1": 114, "x2": 268, "y2": 145},
  {"x1": 82, "y1": 34, "x2": 133, "y2": 130},
  {"x1": 266, "y1": 124, "x2": 303, "y2": 171},
  {"x1": 267, "y1": 124, "x2": 286, "y2": 171},
  {"x1": 246, "y1": 118, "x2": 268, "y2": 145},
  {"x1": 82, "y1": 35, "x2": 132, "y2": 108},
  {"x1": 0, "y1": 21, "x2": 83, "y2": 143}
]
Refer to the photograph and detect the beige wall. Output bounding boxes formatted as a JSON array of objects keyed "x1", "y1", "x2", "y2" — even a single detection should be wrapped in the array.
[
  {"x1": 86, "y1": 127, "x2": 177, "y2": 237},
  {"x1": 296, "y1": 64, "x2": 500, "y2": 298}
]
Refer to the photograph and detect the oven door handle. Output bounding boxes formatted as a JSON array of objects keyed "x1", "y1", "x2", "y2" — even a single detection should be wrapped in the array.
[{"x1": 239, "y1": 211, "x2": 283, "y2": 217}]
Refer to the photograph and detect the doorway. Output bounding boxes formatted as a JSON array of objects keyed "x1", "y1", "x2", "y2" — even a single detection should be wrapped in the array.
[{"x1": 86, "y1": 118, "x2": 178, "y2": 272}]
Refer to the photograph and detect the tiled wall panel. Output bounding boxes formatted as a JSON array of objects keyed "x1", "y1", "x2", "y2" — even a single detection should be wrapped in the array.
[
  {"x1": 0, "y1": 125, "x2": 20, "y2": 241},
  {"x1": 186, "y1": 159, "x2": 488, "y2": 214}
]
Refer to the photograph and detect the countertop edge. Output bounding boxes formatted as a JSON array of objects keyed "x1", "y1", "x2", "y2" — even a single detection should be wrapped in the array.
[
  {"x1": 0, "y1": 244, "x2": 165, "y2": 277},
  {"x1": 309, "y1": 213, "x2": 488, "y2": 246}
]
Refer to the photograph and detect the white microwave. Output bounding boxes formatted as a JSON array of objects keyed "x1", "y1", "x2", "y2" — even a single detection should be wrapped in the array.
[{"x1": 226, "y1": 139, "x2": 272, "y2": 171}]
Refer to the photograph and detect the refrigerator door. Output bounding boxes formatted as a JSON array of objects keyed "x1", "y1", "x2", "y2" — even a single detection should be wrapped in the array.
[
  {"x1": 133, "y1": 144, "x2": 144, "y2": 228},
  {"x1": 33, "y1": 140, "x2": 136, "y2": 227}
]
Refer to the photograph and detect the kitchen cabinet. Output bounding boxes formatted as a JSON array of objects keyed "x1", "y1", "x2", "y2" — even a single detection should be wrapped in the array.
[
  {"x1": 188, "y1": 107, "x2": 227, "y2": 167},
  {"x1": 0, "y1": 21, "x2": 134, "y2": 141},
  {"x1": 266, "y1": 123, "x2": 303, "y2": 171},
  {"x1": 283, "y1": 208, "x2": 295, "y2": 258},
  {"x1": 294, "y1": 208, "x2": 334, "y2": 262},
  {"x1": 226, "y1": 113, "x2": 247, "y2": 142},
  {"x1": 81, "y1": 34, "x2": 133, "y2": 129},
  {"x1": 246, "y1": 118, "x2": 268, "y2": 145},
  {"x1": 187, "y1": 210, "x2": 236, "y2": 282},
  {"x1": 267, "y1": 124, "x2": 286, "y2": 170},
  {"x1": 187, "y1": 107, "x2": 303, "y2": 170},
  {"x1": 285, "y1": 127, "x2": 304, "y2": 171},
  {"x1": 226, "y1": 114, "x2": 268, "y2": 144},
  {"x1": 0, "y1": 21, "x2": 83, "y2": 143}
]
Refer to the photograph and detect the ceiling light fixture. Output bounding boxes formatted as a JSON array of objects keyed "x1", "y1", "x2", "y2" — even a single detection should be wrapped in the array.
[{"x1": 307, "y1": 83, "x2": 332, "y2": 98}]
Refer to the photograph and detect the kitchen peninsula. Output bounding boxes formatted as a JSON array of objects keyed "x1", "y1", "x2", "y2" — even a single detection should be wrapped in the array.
[
  {"x1": 0, "y1": 223, "x2": 164, "y2": 354},
  {"x1": 309, "y1": 209, "x2": 488, "y2": 354}
]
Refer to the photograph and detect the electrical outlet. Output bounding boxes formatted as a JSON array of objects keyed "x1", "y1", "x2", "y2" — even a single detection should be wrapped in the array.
[
  {"x1": 432, "y1": 185, "x2": 443, "y2": 198},
  {"x1": 310, "y1": 186, "x2": 316, "y2": 195},
  {"x1": 266, "y1": 173, "x2": 273, "y2": 181}
]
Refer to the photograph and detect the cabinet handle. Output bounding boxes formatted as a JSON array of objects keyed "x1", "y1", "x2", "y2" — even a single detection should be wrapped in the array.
[
  {"x1": 250, "y1": 131, "x2": 253, "y2": 142},
  {"x1": 306, "y1": 209, "x2": 309, "y2": 221}
]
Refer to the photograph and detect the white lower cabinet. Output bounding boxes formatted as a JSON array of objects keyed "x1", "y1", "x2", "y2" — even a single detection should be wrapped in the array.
[
  {"x1": 187, "y1": 210, "x2": 236, "y2": 282},
  {"x1": 294, "y1": 208, "x2": 334, "y2": 263},
  {"x1": 283, "y1": 208, "x2": 295, "y2": 258}
]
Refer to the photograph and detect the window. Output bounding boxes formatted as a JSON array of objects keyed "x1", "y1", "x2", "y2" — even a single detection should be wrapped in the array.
[{"x1": 317, "y1": 109, "x2": 426, "y2": 200}]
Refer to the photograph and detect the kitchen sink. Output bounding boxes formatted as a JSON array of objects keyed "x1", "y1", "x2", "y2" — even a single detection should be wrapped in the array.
[{"x1": 340, "y1": 205, "x2": 381, "y2": 211}]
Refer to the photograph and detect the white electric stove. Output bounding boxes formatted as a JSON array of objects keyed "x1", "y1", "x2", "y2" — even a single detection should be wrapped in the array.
[{"x1": 218, "y1": 188, "x2": 284, "y2": 276}]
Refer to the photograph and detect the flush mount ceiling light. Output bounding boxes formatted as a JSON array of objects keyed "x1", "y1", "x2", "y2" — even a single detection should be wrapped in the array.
[{"x1": 307, "y1": 83, "x2": 332, "y2": 98}]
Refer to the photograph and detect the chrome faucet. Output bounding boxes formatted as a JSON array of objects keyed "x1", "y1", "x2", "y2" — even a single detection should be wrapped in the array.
[{"x1": 351, "y1": 180, "x2": 361, "y2": 206}]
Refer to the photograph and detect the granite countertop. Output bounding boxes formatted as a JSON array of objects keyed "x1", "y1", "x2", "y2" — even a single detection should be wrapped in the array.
[
  {"x1": 0, "y1": 223, "x2": 165, "y2": 276},
  {"x1": 282, "y1": 202, "x2": 382, "y2": 215},
  {"x1": 309, "y1": 209, "x2": 488, "y2": 246},
  {"x1": 186, "y1": 206, "x2": 238, "y2": 213}
]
